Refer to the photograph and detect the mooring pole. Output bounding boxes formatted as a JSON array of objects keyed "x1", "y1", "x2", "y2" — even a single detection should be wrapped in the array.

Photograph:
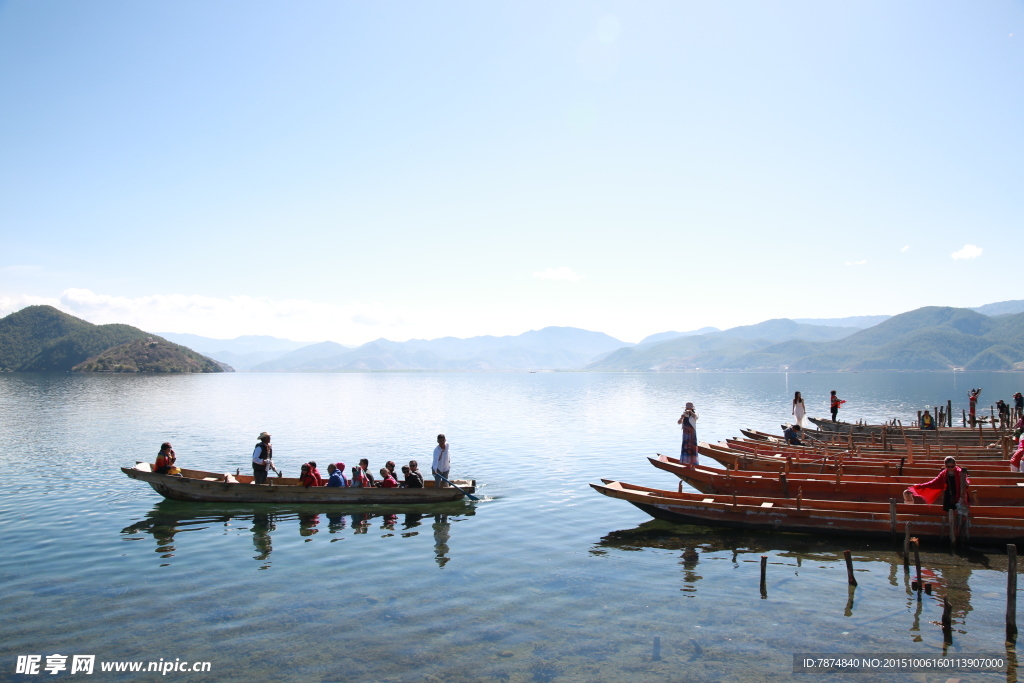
[
  {"x1": 843, "y1": 550, "x2": 858, "y2": 587},
  {"x1": 1009, "y1": 544, "x2": 1019, "y2": 644}
]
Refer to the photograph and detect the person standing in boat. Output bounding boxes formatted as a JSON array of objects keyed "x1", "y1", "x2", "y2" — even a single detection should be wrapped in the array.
[
  {"x1": 829, "y1": 390, "x2": 845, "y2": 422},
  {"x1": 677, "y1": 402, "x2": 699, "y2": 465},
  {"x1": 252, "y1": 432, "x2": 276, "y2": 485},
  {"x1": 968, "y1": 387, "x2": 982, "y2": 426},
  {"x1": 432, "y1": 434, "x2": 451, "y2": 487},
  {"x1": 791, "y1": 391, "x2": 807, "y2": 428},
  {"x1": 906, "y1": 457, "x2": 970, "y2": 539}
]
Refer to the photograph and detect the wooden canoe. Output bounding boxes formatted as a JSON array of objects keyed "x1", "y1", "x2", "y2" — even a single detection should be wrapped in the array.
[
  {"x1": 591, "y1": 480, "x2": 1024, "y2": 543},
  {"x1": 711, "y1": 440, "x2": 1015, "y2": 470},
  {"x1": 697, "y1": 444, "x2": 1020, "y2": 478},
  {"x1": 725, "y1": 437, "x2": 1005, "y2": 459},
  {"x1": 700, "y1": 444, "x2": 1019, "y2": 475},
  {"x1": 649, "y1": 456, "x2": 1024, "y2": 506},
  {"x1": 122, "y1": 462, "x2": 477, "y2": 504}
]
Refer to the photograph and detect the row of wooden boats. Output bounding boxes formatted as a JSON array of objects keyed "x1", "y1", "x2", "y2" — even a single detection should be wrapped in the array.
[
  {"x1": 593, "y1": 418, "x2": 1024, "y2": 543},
  {"x1": 122, "y1": 462, "x2": 477, "y2": 504}
]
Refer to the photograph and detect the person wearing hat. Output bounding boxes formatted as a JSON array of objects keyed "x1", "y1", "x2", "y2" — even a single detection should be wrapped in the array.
[
  {"x1": 677, "y1": 402, "x2": 699, "y2": 465},
  {"x1": 252, "y1": 432, "x2": 276, "y2": 485}
]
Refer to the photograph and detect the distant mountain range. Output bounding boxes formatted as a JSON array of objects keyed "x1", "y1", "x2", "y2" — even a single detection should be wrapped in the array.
[
  {"x1": 588, "y1": 306, "x2": 1024, "y2": 371},
  {"x1": 5, "y1": 299, "x2": 1024, "y2": 373},
  {"x1": 0, "y1": 306, "x2": 228, "y2": 373},
  {"x1": 156, "y1": 332, "x2": 320, "y2": 371},
  {"x1": 250, "y1": 328, "x2": 628, "y2": 371}
]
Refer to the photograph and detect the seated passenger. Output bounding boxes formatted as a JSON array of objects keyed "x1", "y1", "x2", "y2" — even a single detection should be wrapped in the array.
[
  {"x1": 403, "y1": 465, "x2": 424, "y2": 488},
  {"x1": 921, "y1": 410, "x2": 936, "y2": 430},
  {"x1": 379, "y1": 467, "x2": 399, "y2": 488},
  {"x1": 326, "y1": 462, "x2": 348, "y2": 487},
  {"x1": 308, "y1": 461, "x2": 325, "y2": 486},
  {"x1": 783, "y1": 424, "x2": 803, "y2": 446},
  {"x1": 350, "y1": 465, "x2": 369, "y2": 488},
  {"x1": 385, "y1": 460, "x2": 398, "y2": 480},
  {"x1": 155, "y1": 442, "x2": 176, "y2": 474},
  {"x1": 299, "y1": 464, "x2": 318, "y2": 488},
  {"x1": 359, "y1": 458, "x2": 376, "y2": 486}
]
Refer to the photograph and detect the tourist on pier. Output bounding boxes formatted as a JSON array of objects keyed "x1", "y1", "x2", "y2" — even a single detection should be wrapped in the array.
[
  {"x1": 379, "y1": 468, "x2": 399, "y2": 488},
  {"x1": 677, "y1": 402, "x2": 699, "y2": 465},
  {"x1": 432, "y1": 434, "x2": 451, "y2": 487},
  {"x1": 1014, "y1": 392, "x2": 1023, "y2": 421},
  {"x1": 326, "y1": 462, "x2": 348, "y2": 487},
  {"x1": 783, "y1": 424, "x2": 803, "y2": 446},
  {"x1": 829, "y1": 391, "x2": 845, "y2": 422},
  {"x1": 792, "y1": 391, "x2": 807, "y2": 428},
  {"x1": 358, "y1": 458, "x2": 376, "y2": 486},
  {"x1": 969, "y1": 388, "x2": 982, "y2": 426},
  {"x1": 920, "y1": 410, "x2": 936, "y2": 430},
  {"x1": 252, "y1": 432, "x2": 275, "y2": 485},
  {"x1": 403, "y1": 465, "x2": 424, "y2": 488},
  {"x1": 906, "y1": 457, "x2": 970, "y2": 511},
  {"x1": 155, "y1": 442, "x2": 176, "y2": 475}
]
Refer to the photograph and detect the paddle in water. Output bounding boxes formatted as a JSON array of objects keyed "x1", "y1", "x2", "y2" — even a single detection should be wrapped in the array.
[{"x1": 436, "y1": 473, "x2": 479, "y2": 501}]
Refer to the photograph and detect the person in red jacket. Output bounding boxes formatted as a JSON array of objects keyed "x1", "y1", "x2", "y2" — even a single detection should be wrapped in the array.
[
  {"x1": 299, "y1": 464, "x2": 318, "y2": 488},
  {"x1": 907, "y1": 457, "x2": 969, "y2": 509},
  {"x1": 378, "y1": 468, "x2": 399, "y2": 488},
  {"x1": 308, "y1": 461, "x2": 324, "y2": 486}
]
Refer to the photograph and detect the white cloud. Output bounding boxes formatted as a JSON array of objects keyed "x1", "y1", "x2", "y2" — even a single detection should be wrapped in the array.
[
  {"x1": 844, "y1": 260, "x2": 867, "y2": 266},
  {"x1": 900, "y1": 245, "x2": 910, "y2": 252},
  {"x1": 951, "y1": 244, "x2": 983, "y2": 260},
  {"x1": 532, "y1": 267, "x2": 583, "y2": 282}
]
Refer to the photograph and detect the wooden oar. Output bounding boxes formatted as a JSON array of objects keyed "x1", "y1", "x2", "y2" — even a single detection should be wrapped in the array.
[{"x1": 436, "y1": 473, "x2": 479, "y2": 501}]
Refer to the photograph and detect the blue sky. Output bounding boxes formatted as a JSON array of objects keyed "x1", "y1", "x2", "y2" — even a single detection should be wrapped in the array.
[{"x1": 1, "y1": 1, "x2": 1021, "y2": 343}]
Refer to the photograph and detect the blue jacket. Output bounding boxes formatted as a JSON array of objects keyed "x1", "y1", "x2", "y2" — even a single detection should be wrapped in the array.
[{"x1": 326, "y1": 470, "x2": 348, "y2": 487}]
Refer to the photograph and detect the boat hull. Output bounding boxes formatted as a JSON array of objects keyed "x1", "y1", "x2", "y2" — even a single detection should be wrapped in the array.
[
  {"x1": 122, "y1": 464, "x2": 475, "y2": 504},
  {"x1": 591, "y1": 481, "x2": 1024, "y2": 544}
]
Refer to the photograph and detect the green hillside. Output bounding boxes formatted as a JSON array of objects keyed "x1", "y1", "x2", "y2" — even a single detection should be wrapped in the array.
[
  {"x1": 0, "y1": 305, "x2": 227, "y2": 373},
  {"x1": 74, "y1": 338, "x2": 227, "y2": 373}
]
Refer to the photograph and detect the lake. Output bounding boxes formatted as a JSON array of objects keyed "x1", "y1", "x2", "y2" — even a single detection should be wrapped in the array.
[{"x1": 1, "y1": 371, "x2": 1022, "y2": 682}]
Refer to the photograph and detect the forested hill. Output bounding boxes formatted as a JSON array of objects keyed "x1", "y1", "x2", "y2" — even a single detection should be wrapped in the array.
[{"x1": 0, "y1": 305, "x2": 228, "y2": 373}]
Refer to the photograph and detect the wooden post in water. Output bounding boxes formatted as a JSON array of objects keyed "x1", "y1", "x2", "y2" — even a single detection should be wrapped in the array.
[
  {"x1": 1009, "y1": 544, "x2": 1018, "y2": 643},
  {"x1": 942, "y1": 597, "x2": 953, "y2": 643},
  {"x1": 889, "y1": 499, "x2": 898, "y2": 542},
  {"x1": 947, "y1": 400, "x2": 952, "y2": 427},
  {"x1": 898, "y1": 456, "x2": 905, "y2": 477},
  {"x1": 760, "y1": 555, "x2": 768, "y2": 597},
  {"x1": 903, "y1": 523, "x2": 911, "y2": 572},
  {"x1": 912, "y1": 538, "x2": 923, "y2": 595},
  {"x1": 917, "y1": 410, "x2": 922, "y2": 427},
  {"x1": 843, "y1": 550, "x2": 857, "y2": 586}
]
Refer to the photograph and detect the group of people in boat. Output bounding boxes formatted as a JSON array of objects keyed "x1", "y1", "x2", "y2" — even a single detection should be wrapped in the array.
[
  {"x1": 297, "y1": 459, "x2": 426, "y2": 489},
  {"x1": 153, "y1": 431, "x2": 455, "y2": 489}
]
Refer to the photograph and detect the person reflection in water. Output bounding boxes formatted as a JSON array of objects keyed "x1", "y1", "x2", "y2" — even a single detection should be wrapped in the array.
[
  {"x1": 433, "y1": 514, "x2": 451, "y2": 567},
  {"x1": 298, "y1": 512, "x2": 320, "y2": 538},
  {"x1": 251, "y1": 512, "x2": 275, "y2": 562}
]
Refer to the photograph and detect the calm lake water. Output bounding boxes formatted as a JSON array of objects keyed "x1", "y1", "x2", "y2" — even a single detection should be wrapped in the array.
[{"x1": 2, "y1": 371, "x2": 1023, "y2": 682}]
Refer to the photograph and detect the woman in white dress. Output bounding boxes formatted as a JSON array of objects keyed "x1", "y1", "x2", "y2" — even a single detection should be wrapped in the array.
[{"x1": 792, "y1": 391, "x2": 807, "y2": 428}]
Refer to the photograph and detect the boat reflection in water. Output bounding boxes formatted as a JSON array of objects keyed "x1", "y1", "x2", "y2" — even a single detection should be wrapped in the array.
[
  {"x1": 593, "y1": 519, "x2": 1020, "y2": 658},
  {"x1": 121, "y1": 500, "x2": 476, "y2": 569}
]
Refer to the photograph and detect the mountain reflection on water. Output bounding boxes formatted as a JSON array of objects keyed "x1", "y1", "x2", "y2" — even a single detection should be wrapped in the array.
[{"x1": 121, "y1": 501, "x2": 477, "y2": 569}]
